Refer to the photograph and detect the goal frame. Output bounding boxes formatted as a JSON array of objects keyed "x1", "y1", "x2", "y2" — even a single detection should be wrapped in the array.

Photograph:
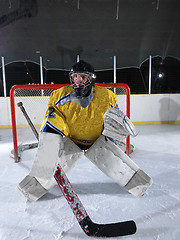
[{"x1": 10, "y1": 83, "x2": 132, "y2": 162}]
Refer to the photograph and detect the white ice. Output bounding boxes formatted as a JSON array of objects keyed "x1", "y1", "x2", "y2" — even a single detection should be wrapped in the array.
[{"x1": 0, "y1": 124, "x2": 180, "y2": 240}]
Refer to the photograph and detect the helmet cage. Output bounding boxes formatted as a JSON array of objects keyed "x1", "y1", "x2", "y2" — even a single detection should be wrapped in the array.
[{"x1": 69, "y1": 71, "x2": 96, "y2": 89}]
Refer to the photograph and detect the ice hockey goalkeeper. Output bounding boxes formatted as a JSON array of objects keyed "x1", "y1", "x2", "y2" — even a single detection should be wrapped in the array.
[{"x1": 18, "y1": 60, "x2": 153, "y2": 202}]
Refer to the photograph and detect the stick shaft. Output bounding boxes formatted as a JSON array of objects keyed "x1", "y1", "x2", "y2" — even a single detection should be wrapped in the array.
[{"x1": 17, "y1": 102, "x2": 39, "y2": 140}]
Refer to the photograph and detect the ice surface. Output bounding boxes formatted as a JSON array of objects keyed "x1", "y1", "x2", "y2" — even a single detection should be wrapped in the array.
[{"x1": 0, "y1": 124, "x2": 180, "y2": 240}]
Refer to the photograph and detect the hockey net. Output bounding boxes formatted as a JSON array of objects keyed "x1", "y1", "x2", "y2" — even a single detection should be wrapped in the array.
[{"x1": 10, "y1": 83, "x2": 134, "y2": 162}]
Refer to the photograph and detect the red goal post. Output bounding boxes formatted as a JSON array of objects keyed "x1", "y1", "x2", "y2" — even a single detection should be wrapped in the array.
[{"x1": 10, "y1": 83, "x2": 133, "y2": 162}]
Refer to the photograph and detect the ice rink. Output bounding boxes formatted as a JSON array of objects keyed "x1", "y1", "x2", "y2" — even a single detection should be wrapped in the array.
[{"x1": 0, "y1": 123, "x2": 180, "y2": 240}]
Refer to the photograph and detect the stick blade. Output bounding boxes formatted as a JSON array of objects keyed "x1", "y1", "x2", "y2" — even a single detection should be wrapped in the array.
[{"x1": 79, "y1": 216, "x2": 137, "y2": 237}]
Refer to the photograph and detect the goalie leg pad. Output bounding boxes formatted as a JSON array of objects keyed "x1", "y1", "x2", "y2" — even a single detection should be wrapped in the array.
[
  {"x1": 124, "y1": 169, "x2": 153, "y2": 197},
  {"x1": 59, "y1": 137, "x2": 84, "y2": 173},
  {"x1": 18, "y1": 133, "x2": 83, "y2": 201},
  {"x1": 18, "y1": 175, "x2": 47, "y2": 202},
  {"x1": 29, "y1": 132, "x2": 63, "y2": 189},
  {"x1": 85, "y1": 136, "x2": 152, "y2": 197},
  {"x1": 18, "y1": 132, "x2": 62, "y2": 201}
]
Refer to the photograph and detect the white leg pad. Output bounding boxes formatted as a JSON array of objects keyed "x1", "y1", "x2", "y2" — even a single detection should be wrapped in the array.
[
  {"x1": 18, "y1": 132, "x2": 83, "y2": 201},
  {"x1": 124, "y1": 169, "x2": 153, "y2": 197},
  {"x1": 59, "y1": 137, "x2": 84, "y2": 173},
  {"x1": 85, "y1": 136, "x2": 152, "y2": 197},
  {"x1": 17, "y1": 175, "x2": 47, "y2": 202},
  {"x1": 29, "y1": 132, "x2": 63, "y2": 189},
  {"x1": 18, "y1": 132, "x2": 62, "y2": 201}
]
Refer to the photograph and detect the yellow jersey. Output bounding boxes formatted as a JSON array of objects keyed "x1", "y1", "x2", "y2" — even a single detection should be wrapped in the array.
[{"x1": 40, "y1": 85, "x2": 117, "y2": 146}]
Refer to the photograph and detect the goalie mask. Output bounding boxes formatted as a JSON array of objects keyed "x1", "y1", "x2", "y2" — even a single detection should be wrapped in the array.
[{"x1": 69, "y1": 60, "x2": 96, "y2": 97}]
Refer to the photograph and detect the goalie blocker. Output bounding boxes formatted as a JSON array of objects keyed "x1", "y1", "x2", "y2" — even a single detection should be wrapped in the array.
[{"x1": 18, "y1": 131, "x2": 152, "y2": 202}]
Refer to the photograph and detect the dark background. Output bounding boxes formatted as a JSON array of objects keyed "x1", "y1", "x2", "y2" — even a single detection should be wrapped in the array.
[{"x1": 0, "y1": 0, "x2": 180, "y2": 95}]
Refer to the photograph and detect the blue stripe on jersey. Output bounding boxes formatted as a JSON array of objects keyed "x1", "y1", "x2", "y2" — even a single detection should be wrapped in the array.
[
  {"x1": 55, "y1": 94, "x2": 71, "y2": 106},
  {"x1": 41, "y1": 120, "x2": 65, "y2": 136},
  {"x1": 110, "y1": 103, "x2": 119, "y2": 109},
  {"x1": 115, "y1": 104, "x2": 119, "y2": 109}
]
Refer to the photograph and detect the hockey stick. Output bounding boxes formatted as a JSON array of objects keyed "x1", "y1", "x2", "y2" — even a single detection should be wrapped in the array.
[
  {"x1": 11, "y1": 101, "x2": 39, "y2": 159},
  {"x1": 55, "y1": 164, "x2": 136, "y2": 237},
  {"x1": 10, "y1": 142, "x2": 38, "y2": 160},
  {"x1": 17, "y1": 102, "x2": 39, "y2": 141},
  {"x1": 18, "y1": 101, "x2": 137, "y2": 237}
]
